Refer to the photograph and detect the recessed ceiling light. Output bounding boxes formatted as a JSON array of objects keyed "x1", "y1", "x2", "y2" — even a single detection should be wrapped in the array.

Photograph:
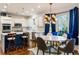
[
  {"x1": 31, "y1": 8, "x2": 34, "y2": 11},
  {"x1": 3, "y1": 5, "x2": 8, "y2": 9},
  {"x1": 25, "y1": 11, "x2": 29, "y2": 13},
  {"x1": 37, "y1": 5, "x2": 41, "y2": 8}
]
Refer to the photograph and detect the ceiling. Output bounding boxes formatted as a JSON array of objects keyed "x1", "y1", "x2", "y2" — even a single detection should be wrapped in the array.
[{"x1": 0, "y1": 3, "x2": 79, "y2": 16}]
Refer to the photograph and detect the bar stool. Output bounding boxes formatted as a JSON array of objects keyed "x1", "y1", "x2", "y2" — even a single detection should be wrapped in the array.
[
  {"x1": 22, "y1": 33, "x2": 29, "y2": 49},
  {"x1": 15, "y1": 34, "x2": 22, "y2": 51},
  {"x1": 7, "y1": 33, "x2": 16, "y2": 53}
]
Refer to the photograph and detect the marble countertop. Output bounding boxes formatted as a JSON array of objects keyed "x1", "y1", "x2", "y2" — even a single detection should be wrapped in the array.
[{"x1": 1, "y1": 32, "x2": 23, "y2": 36}]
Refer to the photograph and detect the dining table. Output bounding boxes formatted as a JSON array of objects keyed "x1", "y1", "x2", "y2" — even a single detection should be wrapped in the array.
[
  {"x1": 38, "y1": 35, "x2": 67, "y2": 54},
  {"x1": 40, "y1": 35, "x2": 67, "y2": 42}
]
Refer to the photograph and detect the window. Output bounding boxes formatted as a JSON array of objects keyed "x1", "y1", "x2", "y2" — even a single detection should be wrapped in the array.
[{"x1": 56, "y1": 12, "x2": 69, "y2": 33}]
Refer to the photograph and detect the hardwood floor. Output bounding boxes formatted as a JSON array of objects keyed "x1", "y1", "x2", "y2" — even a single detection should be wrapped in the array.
[
  {"x1": 0, "y1": 40, "x2": 78, "y2": 55},
  {"x1": 0, "y1": 40, "x2": 36, "y2": 55},
  {"x1": 0, "y1": 40, "x2": 2, "y2": 55},
  {"x1": 4, "y1": 48, "x2": 33, "y2": 55}
]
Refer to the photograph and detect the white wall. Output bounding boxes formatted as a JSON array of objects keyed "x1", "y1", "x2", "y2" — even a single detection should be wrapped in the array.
[{"x1": 25, "y1": 14, "x2": 44, "y2": 32}]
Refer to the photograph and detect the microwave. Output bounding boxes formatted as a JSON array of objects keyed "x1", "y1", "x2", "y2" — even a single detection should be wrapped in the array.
[{"x1": 2, "y1": 24, "x2": 11, "y2": 33}]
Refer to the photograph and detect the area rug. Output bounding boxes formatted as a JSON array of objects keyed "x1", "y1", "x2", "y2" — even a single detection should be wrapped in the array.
[{"x1": 28, "y1": 47, "x2": 62, "y2": 55}]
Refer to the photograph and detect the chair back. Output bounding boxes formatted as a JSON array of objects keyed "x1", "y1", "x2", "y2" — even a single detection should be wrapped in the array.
[
  {"x1": 36, "y1": 37, "x2": 47, "y2": 51},
  {"x1": 52, "y1": 32, "x2": 60, "y2": 36},
  {"x1": 8, "y1": 33, "x2": 13, "y2": 38},
  {"x1": 7, "y1": 33, "x2": 16, "y2": 40},
  {"x1": 65, "y1": 39, "x2": 74, "y2": 53},
  {"x1": 22, "y1": 32, "x2": 29, "y2": 38}
]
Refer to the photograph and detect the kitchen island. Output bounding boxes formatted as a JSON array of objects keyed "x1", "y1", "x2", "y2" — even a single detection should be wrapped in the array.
[{"x1": 1, "y1": 32, "x2": 29, "y2": 53}]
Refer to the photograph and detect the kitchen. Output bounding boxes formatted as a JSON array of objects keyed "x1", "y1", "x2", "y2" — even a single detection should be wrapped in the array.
[{"x1": 0, "y1": 8, "x2": 44, "y2": 53}]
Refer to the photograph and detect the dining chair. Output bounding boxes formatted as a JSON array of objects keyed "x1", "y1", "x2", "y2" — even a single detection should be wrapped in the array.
[
  {"x1": 58, "y1": 39, "x2": 75, "y2": 55},
  {"x1": 36, "y1": 37, "x2": 51, "y2": 55},
  {"x1": 52, "y1": 32, "x2": 60, "y2": 36},
  {"x1": 67, "y1": 33, "x2": 72, "y2": 39}
]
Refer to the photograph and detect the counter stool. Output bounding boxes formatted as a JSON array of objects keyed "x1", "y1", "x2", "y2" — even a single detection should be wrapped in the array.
[
  {"x1": 22, "y1": 35, "x2": 28, "y2": 49},
  {"x1": 7, "y1": 34, "x2": 16, "y2": 53}
]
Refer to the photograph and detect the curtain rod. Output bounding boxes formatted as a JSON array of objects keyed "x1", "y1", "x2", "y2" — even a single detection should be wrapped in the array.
[
  {"x1": 45, "y1": 10, "x2": 69, "y2": 15},
  {"x1": 56, "y1": 10, "x2": 69, "y2": 15}
]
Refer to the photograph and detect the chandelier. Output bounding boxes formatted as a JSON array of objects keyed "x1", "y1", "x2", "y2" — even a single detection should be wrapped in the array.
[{"x1": 44, "y1": 3, "x2": 56, "y2": 24}]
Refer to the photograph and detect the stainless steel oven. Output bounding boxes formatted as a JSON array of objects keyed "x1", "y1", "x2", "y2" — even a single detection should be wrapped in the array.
[{"x1": 2, "y1": 24, "x2": 11, "y2": 33}]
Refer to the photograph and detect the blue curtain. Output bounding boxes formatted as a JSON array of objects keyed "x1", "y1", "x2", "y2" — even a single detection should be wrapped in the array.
[
  {"x1": 44, "y1": 24, "x2": 50, "y2": 35},
  {"x1": 68, "y1": 9, "x2": 74, "y2": 39},
  {"x1": 44, "y1": 23, "x2": 56, "y2": 35},
  {"x1": 51, "y1": 23, "x2": 56, "y2": 32},
  {"x1": 69, "y1": 7, "x2": 78, "y2": 45},
  {"x1": 69, "y1": 9, "x2": 74, "y2": 34},
  {"x1": 73, "y1": 7, "x2": 78, "y2": 45}
]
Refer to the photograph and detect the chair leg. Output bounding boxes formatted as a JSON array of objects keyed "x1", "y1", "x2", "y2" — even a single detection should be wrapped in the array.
[
  {"x1": 43, "y1": 51, "x2": 45, "y2": 55},
  {"x1": 46, "y1": 41, "x2": 48, "y2": 44},
  {"x1": 49, "y1": 50, "x2": 51, "y2": 55},
  {"x1": 57, "y1": 47, "x2": 59, "y2": 55},
  {"x1": 49, "y1": 47, "x2": 51, "y2": 55},
  {"x1": 37, "y1": 49, "x2": 39, "y2": 55},
  {"x1": 67, "y1": 53, "x2": 69, "y2": 55},
  {"x1": 72, "y1": 52, "x2": 74, "y2": 55}
]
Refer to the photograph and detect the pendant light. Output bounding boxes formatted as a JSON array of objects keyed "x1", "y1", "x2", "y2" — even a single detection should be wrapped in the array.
[{"x1": 49, "y1": 3, "x2": 52, "y2": 33}]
